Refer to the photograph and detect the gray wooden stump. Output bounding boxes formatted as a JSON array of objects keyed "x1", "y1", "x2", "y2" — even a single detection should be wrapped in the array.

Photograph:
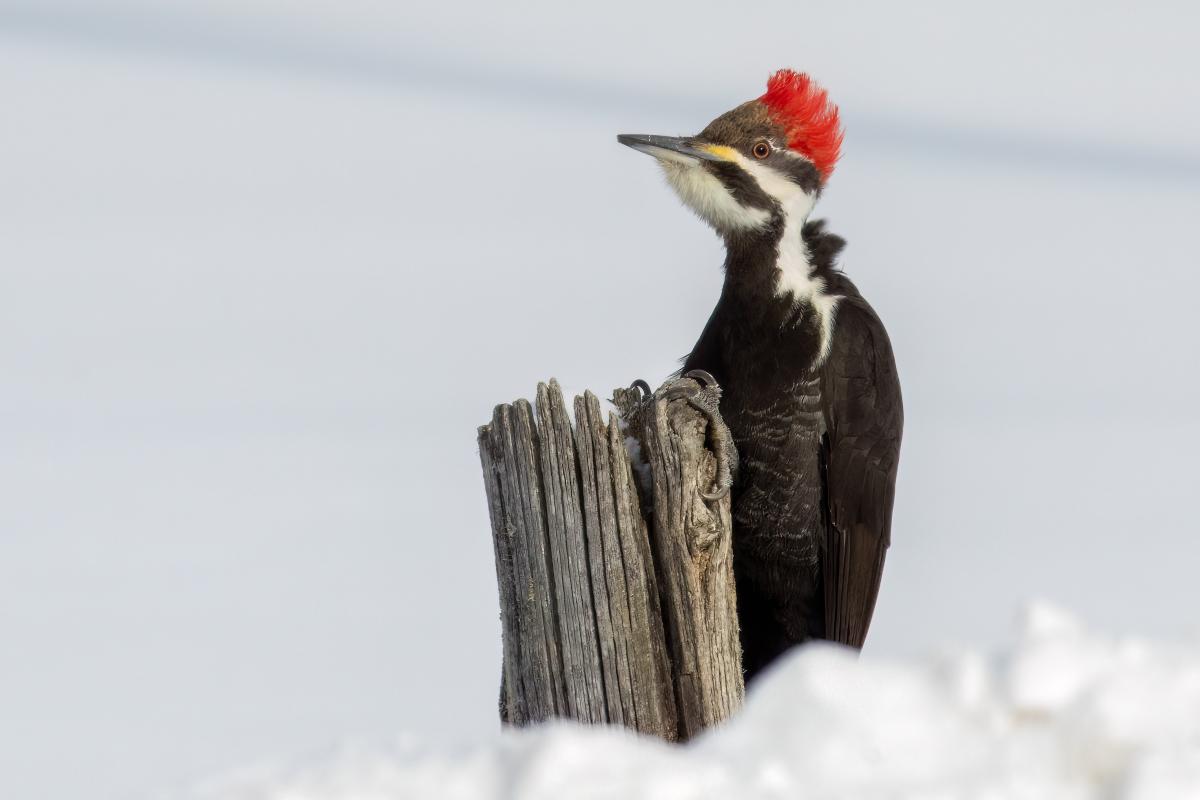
[{"x1": 477, "y1": 377, "x2": 744, "y2": 741}]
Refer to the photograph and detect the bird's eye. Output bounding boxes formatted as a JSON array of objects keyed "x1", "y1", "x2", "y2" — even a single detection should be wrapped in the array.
[{"x1": 752, "y1": 141, "x2": 771, "y2": 159}]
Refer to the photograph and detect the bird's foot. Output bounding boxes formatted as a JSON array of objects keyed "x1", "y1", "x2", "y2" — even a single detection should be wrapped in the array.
[
  {"x1": 661, "y1": 370, "x2": 739, "y2": 502},
  {"x1": 629, "y1": 378, "x2": 654, "y2": 402}
]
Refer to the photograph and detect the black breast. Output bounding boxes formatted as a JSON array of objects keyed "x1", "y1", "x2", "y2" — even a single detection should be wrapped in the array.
[
  {"x1": 719, "y1": 297, "x2": 828, "y2": 566},
  {"x1": 680, "y1": 219, "x2": 852, "y2": 662}
]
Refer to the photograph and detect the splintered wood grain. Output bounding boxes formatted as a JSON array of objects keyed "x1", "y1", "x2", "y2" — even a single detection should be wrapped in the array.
[
  {"x1": 636, "y1": 378, "x2": 744, "y2": 739},
  {"x1": 487, "y1": 401, "x2": 563, "y2": 721},
  {"x1": 479, "y1": 377, "x2": 737, "y2": 740},
  {"x1": 535, "y1": 380, "x2": 606, "y2": 723},
  {"x1": 572, "y1": 392, "x2": 626, "y2": 725},
  {"x1": 605, "y1": 404, "x2": 678, "y2": 740},
  {"x1": 477, "y1": 421, "x2": 524, "y2": 725},
  {"x1": 571, "y1": 391, "x2": 678, "y2": 738}
]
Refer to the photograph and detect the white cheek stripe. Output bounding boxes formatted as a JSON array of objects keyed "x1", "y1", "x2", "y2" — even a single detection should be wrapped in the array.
[
  {"x1": 658, "y1": 160, "x2": 770, "y2": 234},
  {"x1": 656, "y1": 149, "x2": 841, "y2": 366},
  {"x1": 737, "y1": 152, "x2": 841, "y2": 365}
]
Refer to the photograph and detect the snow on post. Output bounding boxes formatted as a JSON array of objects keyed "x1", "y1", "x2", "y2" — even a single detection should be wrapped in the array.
[{"x1": 477, "y1": 377, "x2": 744, "y2": 741}]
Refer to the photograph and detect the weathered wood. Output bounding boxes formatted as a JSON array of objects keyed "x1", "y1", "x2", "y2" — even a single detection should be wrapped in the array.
[
  {"x1": 535, "y1": 380, "x2": 606, "y2": 722},
  {"x1": 482, "y1": 401, "x2": 563, "y2": 721},
  {"x1": 604, "y1": 403, "x2": 678, "y2": 738},
  {"x1": 572, "y1": 392, "x2": 626, "y2": 725},
  {"x1": 479, "y1": 377, "x2": 740, "y2": 740},
  {"x1": 622, "y1": 378, "x2": 745, "y2": 738},
  {"x1": 477, "y1": 421, "x2": 523, "y2": 724},
  {"x1": 575, "y1": 391, "x2": 677, "y2": 738}
]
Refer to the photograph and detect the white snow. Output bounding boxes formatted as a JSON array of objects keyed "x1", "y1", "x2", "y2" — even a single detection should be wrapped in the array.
[{"x1": 183, "y1": 604, "x2": 1200, "y2": 800}]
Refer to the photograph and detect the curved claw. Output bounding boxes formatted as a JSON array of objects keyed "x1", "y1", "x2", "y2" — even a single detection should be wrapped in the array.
[
  {"x1": 701, "y1": 426, "x2": 735, "y2": 502},
  {"x1": 661, "y1": 375, "x2": 737, "y2": 504},
  {"x1": 629, "y1": 379, "x2": 653, "y2": 400}
]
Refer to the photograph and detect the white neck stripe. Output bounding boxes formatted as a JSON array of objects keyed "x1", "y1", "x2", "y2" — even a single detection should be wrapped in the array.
[{"x1": 737, "y1": 155, "x2": 840, "y2": 364}]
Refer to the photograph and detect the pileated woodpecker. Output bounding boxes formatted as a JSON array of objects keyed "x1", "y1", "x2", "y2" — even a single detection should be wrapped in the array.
[{"x1": 619, "y1": 70, "x2": 903, "y2": 681}]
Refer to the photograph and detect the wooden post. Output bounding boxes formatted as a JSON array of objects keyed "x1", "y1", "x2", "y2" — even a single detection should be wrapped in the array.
[
  {"x1": 615, "y1": 382, "x2": 744, "y2": 737},
  {"x1": 478, "y1": 377, "x2": 743, "y2": 741}
]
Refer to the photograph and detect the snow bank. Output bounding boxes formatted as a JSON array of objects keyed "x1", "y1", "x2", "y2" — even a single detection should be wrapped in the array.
[{"x1": 186, "y1": 604, "x2": 1200, "y2": 800}]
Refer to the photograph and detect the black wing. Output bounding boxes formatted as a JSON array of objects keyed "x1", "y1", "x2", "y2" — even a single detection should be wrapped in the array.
[{"x1": 819, "y1": 293, "x2": 903, "y2": 648}]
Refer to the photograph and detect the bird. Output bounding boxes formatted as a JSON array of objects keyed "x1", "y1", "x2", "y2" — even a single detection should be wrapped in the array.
[{"x1": 618, "y1": 69, "x2": 903, "y2": 682}]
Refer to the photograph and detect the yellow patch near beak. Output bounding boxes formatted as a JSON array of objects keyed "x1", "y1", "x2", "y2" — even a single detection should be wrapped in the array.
[{"x1": 699, "y1": 145, "x2": 740, "y2": 162}]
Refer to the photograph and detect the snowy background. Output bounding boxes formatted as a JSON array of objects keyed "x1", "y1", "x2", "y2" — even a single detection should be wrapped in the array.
[
  {"x1": 2, "y1": 2, "x2": 1198, "y2": 798},
  {"x1": 178, "y1": 604, "x2": 1200, "y2": 800}
]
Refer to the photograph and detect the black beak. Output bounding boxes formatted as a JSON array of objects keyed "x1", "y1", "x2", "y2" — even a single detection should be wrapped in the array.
[{"x1": 616, "y1": 134, "x2": 721, "y2": 162}]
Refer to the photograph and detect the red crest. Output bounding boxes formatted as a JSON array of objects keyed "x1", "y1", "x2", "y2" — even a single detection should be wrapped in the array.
[{"x1": 760, "y1": 70, "x2": 844, "y2": 182}]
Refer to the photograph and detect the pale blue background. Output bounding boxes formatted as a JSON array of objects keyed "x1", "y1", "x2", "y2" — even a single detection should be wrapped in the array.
[{"x1": 2, "y1": 2, "x2": 1198, "y2": 797}]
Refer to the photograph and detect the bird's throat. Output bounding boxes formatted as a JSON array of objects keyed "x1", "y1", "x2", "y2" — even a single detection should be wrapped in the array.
[
  {"x1": 772, "y1": 211, "x2": 820, "y2": 302},
  {"x1": 724, "y1": 204, "x2": 821, "y2": 301},
  {"x1": 722, "y1": 204, "x2": 841, "y2": 365}
]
